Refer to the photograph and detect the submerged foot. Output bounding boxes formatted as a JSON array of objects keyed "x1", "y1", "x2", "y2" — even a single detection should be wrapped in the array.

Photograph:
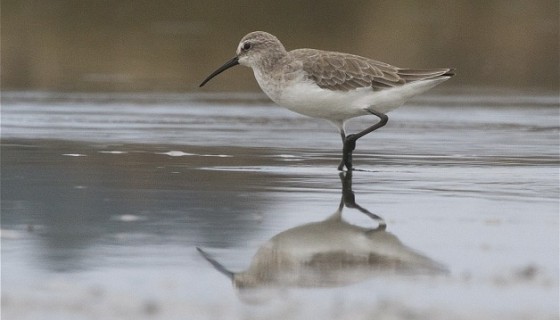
[{"x1": 337, "y1": 159, "x2": 351, "y2": 171}]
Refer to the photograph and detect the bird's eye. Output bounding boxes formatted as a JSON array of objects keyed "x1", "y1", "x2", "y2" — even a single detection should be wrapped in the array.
[{"x1": 242, "y1": 42, "x2": 251, "y2": 50}]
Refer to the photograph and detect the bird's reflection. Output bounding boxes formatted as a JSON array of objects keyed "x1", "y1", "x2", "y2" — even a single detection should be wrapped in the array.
[{"x1": 198, "y1": 172, "x2": 447, "y2": 289}]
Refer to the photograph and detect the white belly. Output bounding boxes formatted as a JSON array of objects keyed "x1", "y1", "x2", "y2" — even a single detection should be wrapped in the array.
[
  {"x1": 254, "y1": 68, "x2": 450, "y2": 122},
  {"x1": 256, "y1": 75, "x2": 372, "y2": 121}
]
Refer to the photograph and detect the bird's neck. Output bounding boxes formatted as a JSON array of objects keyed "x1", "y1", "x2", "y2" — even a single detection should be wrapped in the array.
[{"x1": 255, "y1": 47, "x2": 289, "y2": 73}]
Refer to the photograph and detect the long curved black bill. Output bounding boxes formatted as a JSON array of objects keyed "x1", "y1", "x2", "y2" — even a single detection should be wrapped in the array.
[
  {"x1": 199, "y1": 56, "x2": 239, "y2": 87},
  {"x1": 196, "y1": 247, "x2": 234, "y2": 280}
]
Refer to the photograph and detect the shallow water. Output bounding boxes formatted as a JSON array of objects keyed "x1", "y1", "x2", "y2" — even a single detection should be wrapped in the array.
[{"x1": 1, "y1": 91, "x2": 559, "y2": 319}]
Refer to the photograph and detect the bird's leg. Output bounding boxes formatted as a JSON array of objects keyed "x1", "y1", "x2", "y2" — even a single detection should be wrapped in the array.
[
  {"x1": 339, "y1": 138, "x2": 356, "y2": 171},
  {"x1": 337, "y1": 129, "x2": 351, "y2": 170},
  {"x1": 338, "y1": 110, "x2": 389, "y2": 171}
]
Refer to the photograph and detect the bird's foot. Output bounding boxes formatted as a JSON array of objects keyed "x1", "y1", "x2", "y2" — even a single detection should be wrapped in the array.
[
  {"x1": 338, "y1": 157, "x2": 353, "y2": 171},
  {"x1": 338, "y1": 136, "x2": 357, "y2": 171},
  {"x1": 337, "y1": 160, "x2": 351, "y2": 171}
]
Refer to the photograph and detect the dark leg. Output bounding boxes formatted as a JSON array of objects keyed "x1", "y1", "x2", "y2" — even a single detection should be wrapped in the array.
[
  {"x1": 337, "y1": 129, "x2": 350, "y2": 171},
  {"x1": 338, "y1": 110, "x2": 389, "y2": 171}
]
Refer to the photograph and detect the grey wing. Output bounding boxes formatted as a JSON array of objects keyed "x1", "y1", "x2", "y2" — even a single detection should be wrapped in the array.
[{"x1": 293, "y1": 49, "x2": 454, "y2": 92}]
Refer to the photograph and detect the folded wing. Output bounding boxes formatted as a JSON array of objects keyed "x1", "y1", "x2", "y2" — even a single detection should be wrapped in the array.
[{"x1": 291, "y1": 49, "x2": 454, "y2": 92}]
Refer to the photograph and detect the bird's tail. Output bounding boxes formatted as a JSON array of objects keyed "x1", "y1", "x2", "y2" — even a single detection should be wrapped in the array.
[{"x1": 398, "y1": 68, "x2": 455, "y2": 83}]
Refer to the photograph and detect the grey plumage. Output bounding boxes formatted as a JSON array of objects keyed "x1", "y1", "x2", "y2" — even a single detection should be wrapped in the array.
[{"x1": 291, "y1": 49, "x2": 454, "y2": 92}]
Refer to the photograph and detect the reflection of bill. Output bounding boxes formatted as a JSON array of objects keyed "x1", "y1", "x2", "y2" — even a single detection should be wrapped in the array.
[{"x1": 198, "y1": 172, "x2": 448, "y2": 289}]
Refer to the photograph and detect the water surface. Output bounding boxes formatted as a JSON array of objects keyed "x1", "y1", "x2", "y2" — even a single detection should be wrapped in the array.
[{"x1": 1, "y1": 91, "x2": 558, "y2": 319}]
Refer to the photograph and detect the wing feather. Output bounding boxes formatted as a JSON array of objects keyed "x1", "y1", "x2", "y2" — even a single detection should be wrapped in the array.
[{"x1": 290, "y1": 49, "x2": 454, "y2": 92}]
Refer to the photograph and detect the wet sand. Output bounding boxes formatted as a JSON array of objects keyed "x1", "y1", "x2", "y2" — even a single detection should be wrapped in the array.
[{"x1": 1, "y1": 91, "x2": 558, "y2": 319}]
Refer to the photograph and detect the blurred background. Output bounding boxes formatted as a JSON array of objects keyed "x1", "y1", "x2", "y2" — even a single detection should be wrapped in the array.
[{"x1": 1, "y1": 0, "x2": 558, "y2": 92}]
